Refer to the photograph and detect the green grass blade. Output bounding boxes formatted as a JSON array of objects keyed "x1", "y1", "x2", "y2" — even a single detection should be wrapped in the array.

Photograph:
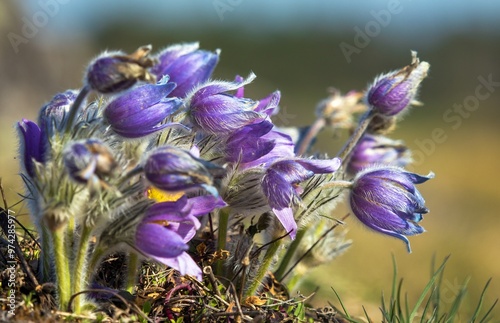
[
  {"x1": 408, "y1": 256, "x2": 450, "y2": 322},
  {"x1": 445, "y1": 276, "x2": 470, "y2": 323},
  {"x1": 331, "y1": 287, "x2": 351, "y2": 319},
  {"x1": 478, "y1": 298, "x2": 498, "y2": 323},
  {"x1": 420, "y1": 286, "x2": 438, "y2": 322},
  {"x1": 469, "y1": 278, "x2": 492, "y2": 322}
]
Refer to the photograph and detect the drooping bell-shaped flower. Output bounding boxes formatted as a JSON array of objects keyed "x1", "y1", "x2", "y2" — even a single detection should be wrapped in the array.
[
  {"x1": 144, "y1": 146, "x2": 224, "y2": 194},
  {"x1": 152, "y1": 43, "x2": 219, "y2": 98},
  {"x1": 17, "y1": 119, "x2": 45, "y2": 178},
  {"x1": 135, "y1": 195, "x2": 225, "y2": 280},
  {"x1": 261, "y1": 158, "x2": 341, "y2": 238},
  {"x1": 367, "y1": 51, "x2": 429, "y2": 116},
  {"x1": 86, "y1": 45, "x2": 156, "y2": 94},
  {"x1": 347, "y1": 134, "x2": 411, "y2": 175},
  {"x1": 104, "y1": 76, "x2": 182, "y2": 138},
  {"x1": 349, "y1": 165, "x2": 434, "y2": 252},
  {"x1": 186, "y1": 74, "x2": 267, "y2": 135},
  {"x1": 63, "y1": 139, "x2": 116, "y2": 185}
]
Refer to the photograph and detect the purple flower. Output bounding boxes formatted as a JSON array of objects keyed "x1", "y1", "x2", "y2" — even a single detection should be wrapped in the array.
[
  {"x1": 144, "y1": 146, "x2": 224, "y2": 193},
  {"x1": 17, "y1": 119, "x2": 45, "y2": 178},
  {"x1": 347, "y1": 134, "x2": 410, "y2": 175},
  {"x1": 136, "y1": 195, "x2": 225, "y2": 280},
  {"x1": 225, "y1": 121, "x2": 276, "y2": 164},
  {"x1": 262, "y1": 158, "x2": 341, "y2": 238},
  {"x1": 86, "y1": 45, "x2": 155, "y2": 94},
  {"x1": 186, "y1": 74, "x2": 267, "y2": 135},
  {"x1": 104, "y1": 77, "x2": 182, "y2": 138},
  {"x1": 38, "y1": 90, "x2": 78, "y2": 138},
  {"x1": 367, "y1": 51, "x2": 429, "y2": 116},
  {"x1": 233, "y1": 75, "x2": 281, "y2": 116},
  {"x1": 349, "y1": 165, "x2": 434, "y2": 252},
  {"x1": 152, "y1": 43, "x2": 219, "y2": 98},
  {"x1": 63, "y1": 139, "x2": 116, "y2": 184}
]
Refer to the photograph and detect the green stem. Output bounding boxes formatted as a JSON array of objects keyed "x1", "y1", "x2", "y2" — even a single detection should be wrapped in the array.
[
  {"x1": 125, "y1": 253, "x2": 140, "y2": 294},
  {"x1": 245, "y1": 239, "x2": 282, "y2": 297},
  {"x1": 215, "y1": 207, "x2": 230, "y2": 276},
  {"x1": 40, "y1": 225, "x2": 51, "y2": 282},
  {"x1": 65, "y1": 216, "x2": 75, "y2": 261},
  {"x1": 296, "y1": 117, "x2": 326, "y2": 156},
  {"x1": 274, "y1": 228, "x2": 306, "y2": 281},
  {"x1": 52, "y1": 228, "x2": 71, "y2": 310},
  {"x1": 337, "y1": 109, "x2": 375, "y2": 166},
  {"x1": 72, "y1": 225, "x2": 93, "y2": 313},
  {"x1": 84, "y1": 244, "x2": 107, "y2": 291},
  {"x1": 63, "y1": 86, "x2": 90, "y2": 135}
]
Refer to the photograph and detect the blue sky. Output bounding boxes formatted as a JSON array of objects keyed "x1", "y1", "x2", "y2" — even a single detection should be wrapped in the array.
[{"x1": 21, "y1": 0, "x2": 500, "y2": 44}]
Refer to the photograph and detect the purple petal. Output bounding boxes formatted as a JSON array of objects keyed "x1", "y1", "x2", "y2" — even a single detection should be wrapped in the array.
[
  {"x1": 136, "y1": 223, "x2": 188, "y2": 258},
  {"x1": 105, "y1": 80, "x2": 176, "y2": 121},
  {"x1": 295, "y1": 158, "x2": 341, "y2": 174},
  {"x1": 152, "y1": 42, "x2": 199, "y2": 76},
  {"x1": 162, "y1": 50, "x2": 219, "y2": 98},
  {"x1": 255, "y1": 90, "x2": 281, "y2": 116},
  {"x1": 272, "y1": 207, "x2": 297, "y2": 239},
  {"x1": 153, "y1": 252, "x2": 202, "y2": 280},
  {"x1": 262, "y1": 168, "x2": 296, "y2": 209},
  {"x1": 18, "y1": 119, "x2": 44, "y2": 177},
  {"x1": 186, "y1": 195, "x2": 226, "y2": 216}
]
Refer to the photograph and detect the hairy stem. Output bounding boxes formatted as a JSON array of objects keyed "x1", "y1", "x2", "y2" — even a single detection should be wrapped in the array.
[
  {"x1": 296, "y1": 117, "x2": 326, "y2": 156},
  {"x1": 63, "y1": 86, "x2": 90, "y2": 135},
  {"x1": 72, "y1": 225, "x2": 93, "y2": 313},
  {"x1": 245, "y1": 239, "x2": 282, "y2": 297},
  {"x1": 215, "y1": 207, "x2": 230, "y2": 276},
  {"x1": 273, "y1": 228, "x2": 306, "y2": 281},
  {"x1": 52, "y1": 228, "x2": 71, "y2": 310},
  {"x1": 125, "y1": 253, "x2": 140, "y2": 294},
  {"x1": 337, "y1": 109, "x2": 375, "y2": 166}
]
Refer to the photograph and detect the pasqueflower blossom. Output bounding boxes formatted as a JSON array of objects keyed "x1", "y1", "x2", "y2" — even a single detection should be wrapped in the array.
[{"x1": 349, "y1": 165, "x2": 434, "y2": 252}]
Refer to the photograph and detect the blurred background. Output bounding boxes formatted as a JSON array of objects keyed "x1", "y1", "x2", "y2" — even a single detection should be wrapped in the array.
[{"x1": 1, "y1": 0, "x2": 499, "y2": 319}]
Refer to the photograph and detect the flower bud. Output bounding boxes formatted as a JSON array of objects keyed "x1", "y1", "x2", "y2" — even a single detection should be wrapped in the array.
[
  {"x1": 153, "y1": 43, "x2": 219, "y2": 98},
  {"x1": 63, "y1": 139, "x2": 116, "y2": 184},
  {"x1": 103, "y1": 76, "x2": 182, "y2": 138},
  {"x1": 38, "y1": 90, "x2": 78, "y2": 138},
  {"x1": 367, "y1": 51, "x2": 429, "y2": 116},
  {"x1": 186, "y1": 74, "x2": 266, "y2": 135},
  {"x1": 349, "y1": 165, "x2": 434, "y2": 252},
  {"x1": 17, "y1": 119, "x2": 45, "y2": 178},
  {"x1": 86, "y1": 45, "x2": 156, "y2": 94},
  {"x1": 144, "y1": 146, "x2": 224, "y2": 193},
  {"x1": 347, "y1": 134, "x2": 410, "y2": 175}
]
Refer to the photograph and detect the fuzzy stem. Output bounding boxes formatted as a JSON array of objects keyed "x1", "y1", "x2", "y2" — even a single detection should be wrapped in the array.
[
  {"x1": 215, "y1": 207, "x2": 230, "y2": 276},
  {"x1": 85, "y1": 244, "x2": 107, "y2": 288},
  {"x1": 63, "y1": 86, "x2": 90, "y2": 135},
  {"x1": 318, "y1": 180, "x2": 353, "y2": 190},
  {"x1": 72, "y1": 225, "x2": 93, "y2": 313},
  {"x1": 52, "y1": 228, "x2": 71, "y2": 310},
  {"x1": 125, "y1": 253, "x2": 140, "y2": 294},
  {"x1": 40, "y1": 225, "x2": 51, "y2": 282},
  {"x1": 245, "y1": 239, "x2": 282, "y2": 297},
  {"x1": 65, "y1": 216, "x2": 75, "y2": 263},
  {"x1": 296, "y1": 117, "x2": 326, "y2": 156},
  {"x1": 273, "y1": 228, "x2": 306, "y2": 281},
  {"x1": 337, "y1": 109, "x2": 375, "y2": 166}
]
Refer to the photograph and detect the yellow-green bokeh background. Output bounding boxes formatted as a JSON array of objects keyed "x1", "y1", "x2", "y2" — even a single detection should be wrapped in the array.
[{"x1": 1, "y1": 1, "x2": 499, "y2": 319}]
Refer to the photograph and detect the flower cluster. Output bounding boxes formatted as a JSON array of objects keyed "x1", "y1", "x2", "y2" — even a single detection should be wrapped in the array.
[{"x1": 17, "y1": 43, "x2": 433, "y2": 312}]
